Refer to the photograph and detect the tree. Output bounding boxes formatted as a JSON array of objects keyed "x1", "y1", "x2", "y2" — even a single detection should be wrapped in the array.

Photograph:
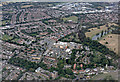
[
  {"x1": 58, "y1": 69, "x2": 65, "y2": 76},
  {"x1": 65, "y1": 68, "x2": 73, "y2": 75},
  {"x1": 78, "y1": 29, "x2": 86, "y2": 42},
  {"x1": 101, "y1": 58, "x2": 109, "y2": 66},
  {"x1": 97, "y1": 26, "x2": 100, "y2": 29},
  {"x1": 101, "y1": 30, "x2": 104, "y2": 37},
  {"x1": 105, "y1": 42, "x2": 108, "y2": 44}
]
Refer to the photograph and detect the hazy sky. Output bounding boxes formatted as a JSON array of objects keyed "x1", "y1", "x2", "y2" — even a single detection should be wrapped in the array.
[{"x1": 1, "y1": 0, "x2": 120, "y2": 2}]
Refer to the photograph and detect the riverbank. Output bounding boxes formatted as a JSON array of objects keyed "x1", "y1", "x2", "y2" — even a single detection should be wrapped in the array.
[{"x1": 85, "y1": 23, "x2": 118, "y2": 39}]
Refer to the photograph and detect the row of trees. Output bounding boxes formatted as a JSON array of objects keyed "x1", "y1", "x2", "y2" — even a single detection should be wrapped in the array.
[
  {"x1": 82, "y1": 37, "x2": 119, "y2": 59},
  {"x1": 74, "y1": 28, "x2": 119, "y2": 59}
]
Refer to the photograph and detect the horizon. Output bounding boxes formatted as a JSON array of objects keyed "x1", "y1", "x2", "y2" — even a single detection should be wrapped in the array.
[{"x1": 1, "y1": 0, "x2": 120, "y2": 2}]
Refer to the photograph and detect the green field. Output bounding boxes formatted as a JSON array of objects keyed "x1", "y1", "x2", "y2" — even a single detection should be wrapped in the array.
[
  {"x1": 99, "y1": 34, "x2": 119, "y2": 54},
  {"x1": 2, "y1": 20, "x2": 10, "y2": 25},
  {"x1": 21, "y1": 5, "x2": 33, "y2": 8},
  {"x1": 2, "y1": 34, "x2": 13, "y2": 41},
  {"x1": 63, "y1": 16, "x2": 78, "y2": 22},
  {"x1": 12, "y1": 38, "x2": 20, "y2": 42},
  {"x1": 85, "y1": 23, "x2": 118, "y2": 39}
]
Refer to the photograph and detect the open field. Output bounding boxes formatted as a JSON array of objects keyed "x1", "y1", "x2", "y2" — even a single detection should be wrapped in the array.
[
  {"x1": 2, "y1": 34, "x2": 13, "y2": 41},
  {"x1": 85, "y1": 23, "x2": 118, "y2": 38},
  {"x1": 12, "y1": 38, "x2": 20, "y2": 42},
  {"x1": 99, "y1": 34, "x2": 119, "y2": 54},
  {"x1": 2, "y1": 20, "x2": 10, "y2": 25},
  {"x1": 21, "y1": 5, "x2": 33, "y2": 8},
  {"x1": 63, "y1": 16, "x2": 78, "y2": 22},
  {"x1": 91, "y1": 70, "x2": 118, "y2": 80},
  {"x1": 2, "y1": 11, "x2": 14, "y2": 14}
]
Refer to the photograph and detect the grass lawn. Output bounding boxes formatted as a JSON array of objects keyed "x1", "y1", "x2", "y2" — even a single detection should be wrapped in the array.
[
  {"x1": 2, "y1": 34, "x2": 13, "y2": 41},
  {"x1": 85, "y1": 23, "x2": 118, "y2": 38},
  {"x1": 2, "y1": 20, "x2": 10, "y2": 25},
  {"x1": 21, "y1": 5, "x2": 33, "y2": 8},
  {"x1": 63, "y1": 16, "x2": 78, "y2": 22},
  {"x1": 91, "y1": 70, "x2": 118, "y2": 80},
  {"x1": 99, "y1": 34, "x2": 119, "y2": 54},
  {"x1": 30, "y1": 33, "x2": 37, "y2": 37},
  {"x1": 12, "y1": 38, "x2": 20, "y2": 42},
  {"x1": 2, "y1": 11, "x2": 14, "y2": 14}
]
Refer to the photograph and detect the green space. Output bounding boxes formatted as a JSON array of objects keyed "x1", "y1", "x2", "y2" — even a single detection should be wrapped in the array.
[
  {"x1": 2, "y1": 34, "x2": 13, "y2": 41},
  {"x1": 59, "y1": 30, "x2": 119, "y2": 59},
  {"x1": 85, "y1": 23, "x2": 118, "y2": 39},
  {"x1": 8, "y1": 57, "x2": 75, "y2": 79},
  {"x1": 91, "y1": 71, "x2": 118, "y2": 80},
  {"x1": 21, "y1": 5, "x2": 33, "y2": 8},
  {"x1": 63, "y1": 16, "x2": 78, "y2": 23},
  {"x1": 8, "y1": 57, "x2": 47, "y2": 72},
  {"x1": 2, "y1": 20, "x2": 10, "y2": 25},
  {"x1": 12, "y1": 38, "x2": 20, "y2": 42},
  {"x1": 50, "y1": 59, "x2": 75, "y2": 79},
  {"x1": 2, "y1": 11, "x2": 14, "y2": 13},
  {"x1": 68, "y1": 49, "x2": 113, "y2": 69},
  {"x1": 99, "y1": 34, "x2": 119, "y2": 54}
]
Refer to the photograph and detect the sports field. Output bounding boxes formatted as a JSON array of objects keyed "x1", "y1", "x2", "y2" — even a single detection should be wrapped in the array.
[{"x1": 63, "y1": 16, "x2": 78, "y2": 22}]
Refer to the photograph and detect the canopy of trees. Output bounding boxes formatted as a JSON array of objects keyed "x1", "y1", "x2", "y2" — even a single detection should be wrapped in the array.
[{"x1": 8, "y1": 57, "x2": 47, "y2": 72}]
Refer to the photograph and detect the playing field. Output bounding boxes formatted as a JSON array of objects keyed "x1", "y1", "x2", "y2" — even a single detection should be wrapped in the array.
[
  {"x1": 21, "y1": 5, "x2": 33, "y2": 8},
  {"x1": 99, "y1": 34, "x2": 119, "y2": 54},
  {"x1": 85, "y1": 23, "x2": 118, "y2": 38},
  {"x1": 63, "y1": 16, "x2": 78, "y2": 22}
]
